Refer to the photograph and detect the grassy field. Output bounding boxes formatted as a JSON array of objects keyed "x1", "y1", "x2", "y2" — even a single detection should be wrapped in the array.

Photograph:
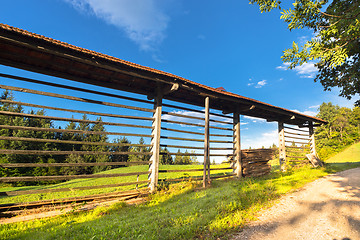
[
  {"x1": 0, "y1": 164, "x2": 232, "y2": 204},
  {"x1": 1, "y1": 145, "x2": 359, "y2": 240},
  {"x1": 326, "y1": 141, "x2": 360, "y2": 163}
]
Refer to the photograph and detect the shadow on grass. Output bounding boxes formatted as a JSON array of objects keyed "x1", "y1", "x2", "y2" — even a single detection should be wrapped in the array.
[{"x1": 324, "y1": 162, "x2": 360, "y2": 174}]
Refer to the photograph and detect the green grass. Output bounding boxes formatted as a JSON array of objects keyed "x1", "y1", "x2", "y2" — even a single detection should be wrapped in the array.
[
  {"x1": 0, "y1": 166, "x2": 333, "y2": 240},
  {"x1": 1, "y1": 144, "x2": 360, "y2": 240},
  {"x1": 326, "y1": 141, "x2": 360, "y2": 163},
  {"x1": 0, "y1": 164, "x2": 232, "y2": 204}
]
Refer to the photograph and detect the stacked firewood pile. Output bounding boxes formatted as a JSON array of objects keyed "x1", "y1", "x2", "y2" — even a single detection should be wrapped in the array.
[{"x1": 228, "y1": 148, "x2": 275, "y2": 177}]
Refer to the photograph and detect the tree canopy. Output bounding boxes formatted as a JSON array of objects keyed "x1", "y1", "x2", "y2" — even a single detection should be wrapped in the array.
[
  {"x1": 250, "y1": 0, "x2": 360, "y2": 105},
  {"x1": 315, "y1": 102, "x2": 360, "y2": 159}
]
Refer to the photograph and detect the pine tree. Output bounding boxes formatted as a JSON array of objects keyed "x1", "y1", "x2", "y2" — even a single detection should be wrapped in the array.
[{"x1": 160, "y1": 147, "x2": 173, "y2": 165}]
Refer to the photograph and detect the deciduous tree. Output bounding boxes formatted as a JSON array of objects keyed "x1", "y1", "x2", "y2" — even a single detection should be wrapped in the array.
[{"x1": 250, "y1": 0, "x2": 360, "y2": 105}]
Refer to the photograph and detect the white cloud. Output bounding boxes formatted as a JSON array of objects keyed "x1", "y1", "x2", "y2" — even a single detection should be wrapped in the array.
[
  {"x1": 243, "y1": 116, "x2": 266, "y2": 123},
  {"x1": 308, "y1": 105, "x2": 320, "y2": 109},
  {"x1": 243, "y1": 130, "x2": 278, "y2": 149},
  {"x1": 65, "y1": 0, "x2": 170, "y2": 51},
  {"x1": 255, "y1": 80, "x2": 267, "y2": 88},
  {"x1": 276, "y1": 62, "x2": 318, "y2": 78},
  {"x1": 247, "y1": 79, "x2": 267, "y2": 88},
  {"x1": 291, "y1": 109, "x2": 317, "y2": 117}
]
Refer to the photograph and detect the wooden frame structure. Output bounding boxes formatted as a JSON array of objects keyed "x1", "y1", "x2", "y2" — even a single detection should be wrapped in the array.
[{"x1": 0, "y1": 24, "x2": 326, "y2": 197}]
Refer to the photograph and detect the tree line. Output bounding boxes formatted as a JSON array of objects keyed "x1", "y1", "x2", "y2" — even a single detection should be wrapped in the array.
[
  {"x1": 315, "y1": 102, "x2": 360, "y2": 160},
  {"x1": 0, "y1": 91, "x2": 196, "y2": 178}
]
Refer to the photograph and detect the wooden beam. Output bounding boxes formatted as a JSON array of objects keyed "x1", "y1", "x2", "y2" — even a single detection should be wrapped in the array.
[
  {"x1": 203, "y1": 96, "x2": 210, "y2": 187},
  {"x1": 148, "y1": 91, "x2": 162, "y2": 193},
  {"x1": 278, "y1": 121, "x2": 286, "y2": 171},
  {"x1": 147, "y1": 83, "x2": 179, "y2": 100},
  {"x1": 233, "y1": 112, "x2": 242, "y2": 178},
  {"x1": 309, "y1": 121, "x2": 317, "y2": 157}
]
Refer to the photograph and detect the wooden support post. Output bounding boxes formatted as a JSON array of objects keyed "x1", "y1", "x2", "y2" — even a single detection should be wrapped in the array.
[
  {"x1": 309, "y1": 122, "x2": 317, "y2": 156},
  {"x1": 148, "y1": 92, "x2": 162, "y2": 193},
  {"x1": 233, "y1": 112, "x2": 242, "y2": 178},
  {"x1": 203, "y1": 96, "x2": 210, "y2": 188},
  {"x1": 278, "y1": 121, "x2": 286, "y2": 171}
]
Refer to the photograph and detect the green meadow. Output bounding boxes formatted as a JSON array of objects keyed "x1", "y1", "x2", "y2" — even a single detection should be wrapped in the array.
[{"x1": 1, "y1": 143, "x2": 359, "y2": 240}]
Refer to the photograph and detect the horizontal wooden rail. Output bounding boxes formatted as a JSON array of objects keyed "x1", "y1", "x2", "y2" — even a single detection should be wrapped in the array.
[
  {"x1": 284, "y1": 135, "x2": 310, "y2": 141},
  {"x1": 210, "y1": 133, "x2": 233, "y2": 137},
  {"x1": 0, "y1": 99, "x2": 154, "y2": 123},
  {"x1": 165, "y1": 152, "x2": 229, "y2": 157},
  {"x1": 162, "y1": 119, "x2": 205, "y2": 128},
  {"x1": 284, "y1": 126, "x2": 309, "y2": 133},
  {"x1": 161, "y1": 127, "x2": 203, "y2": 135},
  {"x1": 158, "y1": 144, "x2": 233, "y2": 151},
  {"x1": 163, "y1": 152, "x2": 204, "y2": 156},
  {"x1": 285, "y1": 145, "x2": 309, "y2": 149},
  {"x1": 209, "y1": 118, "x2": 232, "y2": 125},
  {"x1": 210, "y1": 174, "x2": 236, "y2": 179},
  {"x1": 209, "y1": 154, "x2": 230, "y2": 157},
  {"x1": 0, "y1": 180, "x2": 150, "y2": 196},
  {"x1": 286, "y1": 155, "x2": 306, "y2": 159},
  {"x1": 0, "y1": 189, "x2": 149, "y2": 210},
  {"x1": 0, "y1": 149, "x2": 152, "y2": 156},
  {"x1": 159, "y1": 169, "x2": 203, "y2": 173},
  {"x1": 163, "y1": 119, "x2": 232, "y2": 131},
  {"x1": 162, "y1": 111, "x2": 204, "y2": 121},
  {"x1": 161, "y1": 127, "x2": 233, "y2": 137},
  {"x1": 286, "y1": 150, "x2": 309, "y2": 154},
  {"x1": 159, "y1": 173, "x2": 235, "y2": 183},
  {"x1": 161, "y1": 136, "x2": 232, "y2": 144},
  {"x1": 160, "y1": 136, "x2": 204, "y2": 142},
  {"x1": 209, "y1": 139, "x2": 233, "y2": 143},
  {"x1": 159, "y1": 167, "x2": 232, "y2": 174},
  {"x1": 160, "y1": 144, "x2": 203, "y2": 150},
  {"x1": 0, "y1": 161, "x2": 150, "y2": 168},
  {"x1": 209, "y1": 147, "x2": 234, "y2": 150},
  {"x1": 0, "y1": 171, "x2": 150, "y2": 182},
  {"x1": 0, "y1": 72, "x2": 154, "y2": 105},
  {"x1": 284, "y1": 131, "x2": 309, "y2": 137},
  {"x1": 285, "y1": 140, "x2": 309, "y2": 144},
  {"x1": 210, "y1": 167, "x2": 233, "y2": 170},
  {"x1": 0, "y1": 110, "x2": 153, "y2": 129},
  {"x1": 0, "y1": 84, "x2": 154, "y2": 113},
  {"x1": 162, "y1": 103, "x2": 233, "y2": 120},
  {"x1": 0, "y1": 125, "x2": 152, "y2": 138},
  {"x1": 209, "y1": 125, "x2": 233, "y2": 131},
  {"x1": 0, "y1": 136, "x2": 152, "y2": 148}
]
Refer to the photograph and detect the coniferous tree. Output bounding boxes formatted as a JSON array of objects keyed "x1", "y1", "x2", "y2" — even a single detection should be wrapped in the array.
[
  {"x1": 160, "y1": 147, "x2": 173, "y2": 165},
  {"x1": 110, "y1": 137, "x2": 131, "y2": 165}
]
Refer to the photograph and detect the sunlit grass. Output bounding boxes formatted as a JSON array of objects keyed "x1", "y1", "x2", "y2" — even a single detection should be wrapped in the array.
[
  {"x1": 1, "y1": 145, "x2": 360, "y2": 240},
  {"x1": 0, "y1": 164, "x2": 231, "y2": 204},
  {"x1": 0, "y1": 165, "x2": 332, "y2": 240},
  {"x1": 326, "y1": 141, "x2": 360, "y2": 163}
]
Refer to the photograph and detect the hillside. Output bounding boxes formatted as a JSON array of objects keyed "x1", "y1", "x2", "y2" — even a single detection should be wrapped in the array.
[{"x1": 326, "y1": 141, "x2": 360, "y2": 163}]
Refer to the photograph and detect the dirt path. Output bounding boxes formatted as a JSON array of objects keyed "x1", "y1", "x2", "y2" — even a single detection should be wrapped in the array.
[{"x1": 232, "y1": 168, "x2": 360, "y2": 240}]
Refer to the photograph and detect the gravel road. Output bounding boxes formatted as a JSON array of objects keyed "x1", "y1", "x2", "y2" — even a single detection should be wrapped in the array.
[{"x1": 232, "y1": 167, "x2": 360, "y2": 240}]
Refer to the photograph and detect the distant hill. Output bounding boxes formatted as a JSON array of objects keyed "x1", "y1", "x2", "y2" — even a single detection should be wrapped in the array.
[{"x1": 326, "y1": 142, "x2": 360, "y2": 163}]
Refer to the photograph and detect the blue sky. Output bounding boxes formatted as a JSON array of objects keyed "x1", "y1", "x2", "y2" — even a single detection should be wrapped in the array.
[{"x1": 0, "y1": 0, "x2": 358, "y2": 158}]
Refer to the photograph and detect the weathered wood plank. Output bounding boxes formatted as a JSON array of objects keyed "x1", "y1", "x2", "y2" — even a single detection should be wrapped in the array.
[
  {"x1": 0, "y1": 171, "x2": 150, "y2": 182},
  {"x1": 1, "y1": 180, "x2": 149, "y2": 196},
  {"x1": 0, "y1": 161, "x2": 150, "y2": 168},
  {"x1": 0, "y1": 99, "x2": 153, "y2": 123},
  {"x1": 0, "y1": 125, "x2": 152, "y2": 137},
  {"x1": 0, "y1": 149, "x2": 152, "y2": 156}
]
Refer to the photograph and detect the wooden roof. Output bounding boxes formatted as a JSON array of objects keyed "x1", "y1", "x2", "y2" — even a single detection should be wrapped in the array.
[{"x1": 0, "y1": 24, "x2": 326, "y2": 126}]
